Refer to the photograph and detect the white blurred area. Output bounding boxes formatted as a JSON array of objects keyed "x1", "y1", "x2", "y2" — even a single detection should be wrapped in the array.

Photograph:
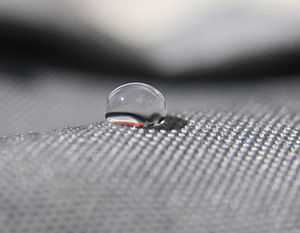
[
  {"x1": 75, "y1": 0, "x2": 300, "y2": 73},
  {"x1": 1, "y1": 0, "x2": 300, "y2": 73}
]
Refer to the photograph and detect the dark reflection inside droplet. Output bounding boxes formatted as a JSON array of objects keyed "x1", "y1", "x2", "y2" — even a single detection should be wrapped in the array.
[
  {"x1": 105, "y1": 112, "x2": 165, "y2": 127},
  {"x1": 106, "y1": 112, "x2": 186, "y2": 130}
]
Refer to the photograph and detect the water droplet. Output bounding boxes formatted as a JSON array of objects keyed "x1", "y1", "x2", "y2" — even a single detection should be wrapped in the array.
[{"x1": 105, "y1": 82, "x2": 167, "y2": 127}]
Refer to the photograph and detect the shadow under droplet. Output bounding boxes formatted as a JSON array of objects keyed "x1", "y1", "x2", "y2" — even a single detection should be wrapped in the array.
[{"x1": 149, "y1": 115, "x2": 187, "y2": 131}]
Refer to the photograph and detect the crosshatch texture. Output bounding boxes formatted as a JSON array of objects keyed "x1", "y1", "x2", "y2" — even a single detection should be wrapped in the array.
[{"x1": 1, "y1": 106, "x2": 300, "y2": 233}]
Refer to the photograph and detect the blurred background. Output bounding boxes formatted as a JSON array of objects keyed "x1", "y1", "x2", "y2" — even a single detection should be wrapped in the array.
[{"x1": 1, "y1": 0, "x2": 300, "y2": 136}]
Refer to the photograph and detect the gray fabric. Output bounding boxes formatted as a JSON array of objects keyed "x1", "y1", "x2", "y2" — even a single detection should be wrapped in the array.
[
  {"x1": 1, "y1": 70, "x2": 300, "y2": 232},
  {"x1": 1, "y1": 103, "x2": 300, "y2": 232}
]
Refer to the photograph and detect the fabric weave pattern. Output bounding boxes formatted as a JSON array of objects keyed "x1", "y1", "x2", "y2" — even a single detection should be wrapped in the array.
[{"x1": 1, "y1": 106, "x2": 300, "y2": 233}]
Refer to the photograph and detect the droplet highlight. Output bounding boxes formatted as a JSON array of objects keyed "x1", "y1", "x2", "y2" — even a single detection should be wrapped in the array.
[{"x1": 105, "y1": 82, "x2": 167, "y2": 127}]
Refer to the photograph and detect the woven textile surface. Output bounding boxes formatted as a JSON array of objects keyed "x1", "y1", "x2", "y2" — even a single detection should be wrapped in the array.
[{"x1": 1, "y1": 101, "x2": 300, "y2": 232}]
